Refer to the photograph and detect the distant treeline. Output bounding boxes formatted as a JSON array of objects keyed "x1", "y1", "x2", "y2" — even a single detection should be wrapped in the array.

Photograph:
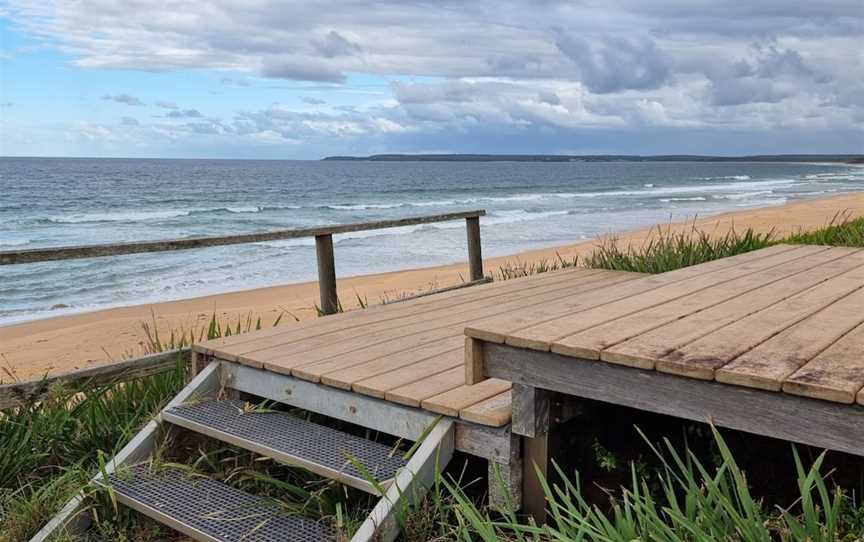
[{"x1": 323, "y1": 153, "x2": 864, "y2": 163}]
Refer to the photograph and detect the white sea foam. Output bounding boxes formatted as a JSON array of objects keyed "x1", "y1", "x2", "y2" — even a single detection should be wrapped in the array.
[
  {"x1": 659, "y1": 197, "x2": 708, "y2": 202},
  {"x1": 46, "y1": 210, "x2": 192, "y2": 223},
  {"x1": 0, "y1": 239, "x2": 30, "y2": 247}
]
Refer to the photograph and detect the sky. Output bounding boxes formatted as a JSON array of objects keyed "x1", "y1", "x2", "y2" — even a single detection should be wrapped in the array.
[{"x1": 0, "y1": 1, "x2": 862, "y2": 159}]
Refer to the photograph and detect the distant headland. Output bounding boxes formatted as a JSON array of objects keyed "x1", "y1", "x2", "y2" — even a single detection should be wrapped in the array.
[{"x1": 323, "y1": 154, "x2": 864, "y2": 163}]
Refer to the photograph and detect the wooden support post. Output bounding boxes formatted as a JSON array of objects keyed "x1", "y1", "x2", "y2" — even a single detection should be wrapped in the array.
[
  {"x1": 512, "y1": 384, "x2": 551, "y2": 439},
  {"x1": 465, "y1": 215, "x2": 483, "y2": 282},
  {"x1": 464, "y1": 337, "x2": 485, "y2": 384},
  {"x1": 315, "y1": 233, "x2": 338, "y2": 315},
  {"x1": 488, "y1": 434, "x2": 522, "y2": 511},
  {"x1": 522, "y1": 431, "x2": 553, "y2": 524},
  {"x1": 512, "y1": 384, "x2": 554, "y2": 523}
]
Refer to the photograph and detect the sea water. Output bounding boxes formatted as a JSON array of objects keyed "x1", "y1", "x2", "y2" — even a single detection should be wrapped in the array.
[{"x1": 1, "y1": 158, "x2": 862, "y2": 324}]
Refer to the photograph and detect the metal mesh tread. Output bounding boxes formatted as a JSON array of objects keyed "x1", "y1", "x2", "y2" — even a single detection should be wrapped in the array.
[
  {"x1": 105, "y1": 464, "x2": 333, "y2": 542},
  {"x1": 165, "y1": 399, "x2": 407, "y2": 485}
]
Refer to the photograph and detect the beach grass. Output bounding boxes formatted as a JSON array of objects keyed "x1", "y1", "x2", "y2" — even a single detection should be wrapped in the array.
[
  {"x1": 583, "y1": 214, "x2": 864, "y2": 274},
  {"x1": 785, "y1": 213, "x2": 864, "y2": 247},
  {"x1": 446, "y1": 426, "x2": 864, "y2": 541},
  {"x1": 583, "y1": 223, "x2": 775, "y2": 273}
]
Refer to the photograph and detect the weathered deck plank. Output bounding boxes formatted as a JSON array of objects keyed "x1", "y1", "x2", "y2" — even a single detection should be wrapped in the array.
[
  {"x1": 350, "y1": 352, "x2": 463, "y2": 399},
  {"x1": 655, "y1": 261, "x2": 864, "y2": 380},
  {"x1": 228, "y1": 269, "x2": 620, "y2": 368},
  {"x1": 553, "y1": 246, "x2": 851, "y2": 362},
  {"x1": 272, "y1": 271, "x2": 639, "y2": 378},
  {"x1": 464, "y1": 244, "x2": 804, "y2": 349},
  {"x1": 601, "y1": 247, "x2": 864, "y2": 369},
  {"x1": 384, "y1": 367, "x2": 465, "y2": 407},
  {"x1": 202, "y1": 266, "x2": 605, "y2": 357},
  {"x1": 782, "y1": 320, "x2": 864, "y2": 403},
  {"x1": 507, "y1": 245, "x2": 823, "y2": 352},
  {"x1": 460, "y1": 391, "x2": 512, "y2": 426},
  {"x1": 422, "y1": 379, "x2": 512, "y2": 417},
  {"x1": 717, "y1": 284, "x2": 864, "y2": 390}
]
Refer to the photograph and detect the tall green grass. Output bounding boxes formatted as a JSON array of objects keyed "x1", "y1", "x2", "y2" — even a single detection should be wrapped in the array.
[
  {"x1": 0, "y1": 311, "x2": 289, "y2": 540},
  {"x1": 584, "y1": 223, "x2": 776, "y2": 274},
  {"x1": 785, "y1": 213, "x2": 864, "y2": 248},
  {"x1": 447, "y1": 427, "x2": 863, "y2": 541},
  {"x1": 584, "y1": 214, "x2": 864, "y2": 274}
]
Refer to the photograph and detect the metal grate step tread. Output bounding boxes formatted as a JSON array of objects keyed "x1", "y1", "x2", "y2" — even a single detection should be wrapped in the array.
[
  {"x1": 104, "y1": 464, "x2": 333, "y2": 542},
  {"x1": 164, "y1": 399, "x2": 407, "y2": 492}
]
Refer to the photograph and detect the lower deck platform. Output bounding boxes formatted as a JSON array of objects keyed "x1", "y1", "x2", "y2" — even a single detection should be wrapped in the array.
[{"x1": 194, "y1": 265, "x2": 643, "y2": 428}]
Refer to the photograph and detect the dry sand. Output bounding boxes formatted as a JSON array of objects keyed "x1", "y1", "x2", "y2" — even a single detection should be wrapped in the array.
[{"x1": 2, "y1": 192, "x2": 863, "y2": 382}]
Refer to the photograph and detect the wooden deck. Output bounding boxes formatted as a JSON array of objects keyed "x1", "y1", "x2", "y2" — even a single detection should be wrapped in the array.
[
  {"x1": 466, "y1": 244, "x2": 864, "y2": 406},
  {"x1": 194, "y1": 266, "x2": 644, "y2": 427}
]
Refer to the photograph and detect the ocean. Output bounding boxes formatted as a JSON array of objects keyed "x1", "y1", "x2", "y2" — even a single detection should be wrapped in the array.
[{"x1": 1, "y1": 157, "x2": 862, "y2": 325}]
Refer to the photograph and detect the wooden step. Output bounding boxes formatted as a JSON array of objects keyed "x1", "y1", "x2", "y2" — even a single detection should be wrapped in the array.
[
  {"x1": 163, "y1": 399, "x2": 406, "y2": 494},
  {"x1": 103, "y1": 464, "x2": 333, "y2": 542}
]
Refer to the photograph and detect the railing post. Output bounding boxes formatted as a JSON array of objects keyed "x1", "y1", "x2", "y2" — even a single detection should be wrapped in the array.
[
  {"x1": 315, "y1": 234, "x2": 339, "y2": 315},
  {"x1": 466, "y1": 215, "x2": 484, "y2": 281}
]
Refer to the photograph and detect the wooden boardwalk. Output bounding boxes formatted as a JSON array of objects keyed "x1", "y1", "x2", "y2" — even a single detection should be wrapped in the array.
[
  {"x1": 195, "y1": 266, "x2": 644, "y2": 427},
  {"x1": 467, "y1": 244, "x2": 864, "y2": 406}
]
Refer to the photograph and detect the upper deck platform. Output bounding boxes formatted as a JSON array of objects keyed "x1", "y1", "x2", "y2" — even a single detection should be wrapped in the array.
[{"x1": 467, "y1": 244, "x2": 864, "y2": 405}]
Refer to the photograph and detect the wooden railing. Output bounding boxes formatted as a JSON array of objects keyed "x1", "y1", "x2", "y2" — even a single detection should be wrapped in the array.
[
  {"x1": 0, "y1": 211, "x2": 488, "y2": 408},
  {"x1": 0, "y1": 209, "x2": 487, "y2": 315},
  {"x1": 0, "y1": 349, "x2": 190, "y2": 410}
]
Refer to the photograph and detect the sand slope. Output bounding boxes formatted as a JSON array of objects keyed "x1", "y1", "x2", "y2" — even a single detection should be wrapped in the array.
[{"x1": 2, "y1": 192, "x2": 863, "y2": 381}]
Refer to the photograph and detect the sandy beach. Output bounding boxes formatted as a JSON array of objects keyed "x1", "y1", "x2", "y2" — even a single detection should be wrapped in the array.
[{"x1": 2, "y1": 191, "x2": 863, "y2": 382}]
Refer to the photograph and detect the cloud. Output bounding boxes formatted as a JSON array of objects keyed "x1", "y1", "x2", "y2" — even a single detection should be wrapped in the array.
[
  {"x1": 120, "y1": 116, "x2": 140, "y2": 125},
  {"x1": 260, "y1": 58, "x2": 345, "y2": 82},
  {"x1": 554, "y1": 32, "x2": 673, "y2": 93},
  {"x1": 167, "y1": 108, "x2": 203, "y2": 118},
  {"x1": 313, "y1": 30, "x2": 361, "y2": 58},
  {"x1": 101, "y1": 93, "x2": 145, "y2": 106},
  {"x1": 3, "y1": 0, "x2": 862, "y2": 156}
]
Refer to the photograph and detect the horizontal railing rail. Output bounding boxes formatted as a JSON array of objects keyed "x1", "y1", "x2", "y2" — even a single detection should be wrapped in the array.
[
  {"x1": 0, "y1": 349, "x2": 190, "y2": 410},
  {"x1": 0, "y1": 209, "x2": 487, "y2": 315},
  {"x1": 0, "y1": 210, "x2": 486, "y2": 265}
]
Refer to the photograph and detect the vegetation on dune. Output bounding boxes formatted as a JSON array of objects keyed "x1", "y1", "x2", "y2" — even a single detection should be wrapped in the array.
[
  {"x1": 784, "y1": 213, "x2": 864, "y2": 248},
  {"x1": 4, "y1": 213, "x2": 864, "y2": 539},
  {"x1": 583, "y1": 224, "x2": 776, "y2": 274}
]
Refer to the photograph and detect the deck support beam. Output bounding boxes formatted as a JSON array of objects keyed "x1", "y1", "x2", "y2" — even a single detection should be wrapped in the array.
[
  {"x1": 222, "y1": 361, "x2": 514, "y2": 462},
  {"x1": 482, "y1": 341, "x2": 864, "y2": 458}
]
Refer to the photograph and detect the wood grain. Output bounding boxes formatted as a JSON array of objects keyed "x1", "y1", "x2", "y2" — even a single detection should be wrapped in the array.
[
  {"x1": 384, "y1": 366, "x2": 465, "y2": 407},
  {"x1": 460, "y1": 391, "x2": 512, "y2": 427},
  {"x1": 516, "y1": 245, "x2": 822, "y2": 353},
  {"x1": 782, "y1": 319, "x2": 864, "y2": 403},
  {"x1": 717, "y1": 282, "x2": 864, "y2": 391},
  {"x1": 656, "y1": 259, "x2": 864, "y2": 379},
  {"x1": 465, "y1": 244, "x2": 802, "y2": 349},
  {"x1": 421, "y1": 378, "x2": 512, "y2": 417},
  {"x1": 602, "y1": 248, "x2": 864, "y2": 369},
  {"x1": 556, "y1": 246, "x2": 849, "y2": 362}
]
